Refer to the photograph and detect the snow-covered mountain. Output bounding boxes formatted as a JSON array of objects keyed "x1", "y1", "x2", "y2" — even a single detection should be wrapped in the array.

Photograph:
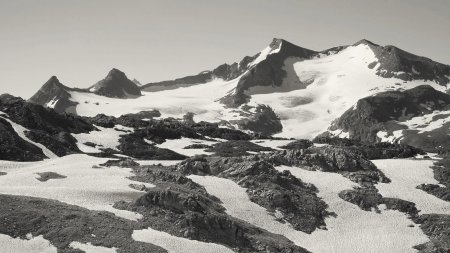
[
  {"x1": 1, "y1": 38, "x2": 450, "y2": 253},
  {"x1": 28, "y1": 38, "x2": 450, "y2": 141}
]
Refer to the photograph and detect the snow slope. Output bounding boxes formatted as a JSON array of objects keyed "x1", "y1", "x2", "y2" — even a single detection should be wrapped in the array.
[
  {"x1": 372, "y1": 159, "x2": 450, "y2": 215},
  {"x1": 189, "y1": 170, "x2": 428, "y2": 253},
  {"x1": 132, "y1": 227, "x2": 234, "y2": 253},
  {"x1": 72, "y1": 125, "x2": 133, "y2": 153},
  {"x1": 155, "y1": 137, "x2": 217, "y2": 156},
  {"x1": 0, "y1": 155, "x2": 153, "y2": 220},
  {"x1": 248, "y1": 44, "x2": 446, "y2": 138}
]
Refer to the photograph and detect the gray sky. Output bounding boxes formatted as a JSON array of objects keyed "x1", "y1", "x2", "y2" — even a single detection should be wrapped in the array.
[{"x1": 1, "y1": 0, "x2": 449, "y2": 98}]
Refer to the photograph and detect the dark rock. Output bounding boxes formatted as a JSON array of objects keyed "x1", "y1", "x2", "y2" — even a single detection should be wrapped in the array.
[
  {"x1": 0, "y1": 194, "x2": 166, "y2": 253},
  {"x1": 89, "y1": 68, "x2": 142, "y2": 98},
  {"x1": 100, "y1": 158, "x2": 141, "y2": 168},
  {"x1": 35, "y1": 172, "x2": 67, "y2": 182},
  {"x1": 28, "y1": 76, "x2": 79, "y2": 114},
  {"x1": 118, "y1": 133, "x2": 187, "y2": 160},
  {"x1": 0, "y1": 117, "x2": 47, "y2": 161},
  {"x1": 414, "y1": 214, "x2": 450, "y2": 253},
  {"x1": 206, "y1": 140, "x2": 272, "y2": 157},
  {"x1": 280, "y1": 139, "x2": 313, "y2": 150},
  {"x1": 25, "y1": 130, "x2": 81, "y2": 156},
  {"x1": 183, "y1": 144, "x2": 212, "y2": 149},
  {"x1": 235, "y1": 105, "x2": 283, "y2": 136}
]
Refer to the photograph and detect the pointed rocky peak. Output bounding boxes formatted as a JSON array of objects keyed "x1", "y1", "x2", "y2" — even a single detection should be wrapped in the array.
[
  {"x1": 90, "y1": 68, "x2": 142, "y2": 98},
  {"x1": 28, "y1": 76, "x2": 77, "y2": 114},
  {"x1": 266, "y1": 38, "x2": 317, "y2": 58},
  {"x1": 353, "y1": 39, "x2": 379, "y2": 47}
]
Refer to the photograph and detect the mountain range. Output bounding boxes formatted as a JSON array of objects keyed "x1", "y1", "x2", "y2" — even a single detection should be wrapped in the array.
[{"x1": 28, "y1": 38, "x2": 450, "y2": 151}]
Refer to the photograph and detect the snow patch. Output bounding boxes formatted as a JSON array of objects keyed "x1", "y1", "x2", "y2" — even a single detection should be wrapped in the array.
[
  {"x1": 372, "y1": 159, "x2": 450, "y2": 215},
  {"x1": 132, "y1": 227, "x2": 234, "y2": 253},
  {"x1": 72, "y1": 125, "x2": 133, "y2": 153},
  {"x1": 155, "y1": 137, "x2": 217, "y2": 156},
  {"x1": 0, "y1": 154, "x2": 152, "y2": 220},
  {"x1": 0, "y1": 234, "x2": 57, "y2": 253},
  {"x1": 69, "y1": 241, "x2": 117, "y2": 253}
]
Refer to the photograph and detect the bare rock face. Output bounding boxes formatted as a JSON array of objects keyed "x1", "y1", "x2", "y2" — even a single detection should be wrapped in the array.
[
  {"x1": 0, "y1": 117, "x2": 47, "y2": 161},
  {"x1": 325, "y1": 85, "x2": 450, "y2": 152},
  {"x1": 28, "y1": 76, "x2": 78, "y2": 114},
  {"x1": 356, "y1": 39, "x2": 450, "y2": 85},
  {"x1": 221, "y1": 38, "x2": 317, "y2": 107},
  {"x1": 90, "y1": 68, "x2": 142, "y2": 98}
]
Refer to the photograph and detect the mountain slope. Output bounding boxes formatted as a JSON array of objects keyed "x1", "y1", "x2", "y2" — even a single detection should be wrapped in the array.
[
  {"x1": 322, "y1": 85, "x2": 450, "y2": 152},
  {"x1": 89, "y1": 68, "x2": 142, "y2": 98},
  {"x1": 27, "y1": 38, "x2": 450, "y2": 139}
]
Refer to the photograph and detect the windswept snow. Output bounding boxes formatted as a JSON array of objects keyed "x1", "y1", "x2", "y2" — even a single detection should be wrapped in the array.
[
  {"x1": 69, "y1": 241, "x2": 117, "y2": 253},
  {"x1": 132, "y1": 227, "x2": 234, "y2": 253},
  {"x1": 72, "y1": 125, "x2": 133, "y2": 153},
  {"x1": 189, "y1": 167, "x2": 429, "y2": 253},
  {"x1": 0, "y1": 116, "x2": 57, "y2": 159},
  {"x1": 0, "y1": 154, "x2": 153, "y2": 220},
  {"x1": 372, "y1": 159, "x2": 450, "y2": 215},
  {"x1": 0, "y1": 234, "x2": 57, "y2": 253}
]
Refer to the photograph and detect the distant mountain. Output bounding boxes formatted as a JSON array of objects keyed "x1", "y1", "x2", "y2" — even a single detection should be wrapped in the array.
[
  {"x1": 27, "y1": 38, "x2": 450, "y2": 140},
  {"x1": 89, "y1": 68, "x2": 142, "y2": 98}
]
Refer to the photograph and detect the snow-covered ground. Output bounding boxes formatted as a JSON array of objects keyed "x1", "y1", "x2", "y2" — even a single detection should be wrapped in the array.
[
  {"x1": 189, "y1": 166, "x2": 429, "y2": 253},
  {"x1": 155, "y1": 137, "x2": 217, "y2": 156},
  {"x1": 132, "y1": 227, "x2": 234, "y2": 253},
  {"x1": 0, "y1": 116, "x2": 57, "y2": 159},
  {"x1": 69, "y1": 241, "x2": 117, "y2": 253},
  {"x1": 0, "y1": 154, "x2": 152, "y2": 220},
  {"x1": 372, "y1": 159, "x2": 450, "y2": 215},
  {"x1": 72, "y1": 125, "x2": 133, "y2": 153},
  {"x1": 0, "y1": 234, "x2": 57, "y2": 253},
  {"x1": 69, "y1": 78, "x2": 243, "y2": 124}
]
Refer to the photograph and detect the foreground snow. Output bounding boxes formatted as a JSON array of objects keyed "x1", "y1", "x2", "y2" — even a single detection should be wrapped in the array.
[
  {"x1": 190, "y1": 167, "x2": 429, "y2": 253},
  {"x1": 0, "y1": 234, "x2": 57, "y2": 253},
  {"x1": 0, "y1": 154, "x2": 152, "y2": 220},
  {"x1": 372, "y1": 159, "x2": 450, "y2": 215},
  {"x1": 132, "y1": 227, "x2": 234, "y2": 253}
]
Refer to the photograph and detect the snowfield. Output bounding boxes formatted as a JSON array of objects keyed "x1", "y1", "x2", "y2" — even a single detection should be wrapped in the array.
[
  {"x1": 0, "y1": 234, "x2": 57, "y2": 253},
  {"x1": 72, "y1": 125, "x2": 133, "y2": 153},
  {"x1": 0, "y1": 154, "x2": 153, "y2": 220},
  {"x1": 189, "y1": 167, "x2": 430, "y2": 253},
  {"x1": 132, "y1": 227, "x2": 234, "y2": 253},
  {"x1": 249, "y1": 44, "x2": 446, "y2": 138},
  {"x1": 372, "y1": 159, "x2": 450, "y2": 215},
  {"x1": 63, "y1": 44, "x2": 445, "y2": 139}
]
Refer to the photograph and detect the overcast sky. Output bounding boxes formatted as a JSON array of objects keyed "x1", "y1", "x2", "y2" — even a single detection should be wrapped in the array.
[{"x1": 1, "y1": 0, "x2": 449, "y2": 98}]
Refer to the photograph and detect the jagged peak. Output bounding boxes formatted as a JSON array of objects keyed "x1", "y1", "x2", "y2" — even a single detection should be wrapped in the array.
[
  {"x1": 353, "y1": 39, "x2": 380, "y2": 47},
  {"x1": 41, "y1": 75, "x2": 68, "y2": 90}
]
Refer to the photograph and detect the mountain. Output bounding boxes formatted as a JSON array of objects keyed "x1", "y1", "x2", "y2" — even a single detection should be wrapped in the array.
[
  {"x1": 89, "y1": 68, "x2": 142, "y2": 98},
  {"x1": 28, "y1": 76, "x2": 78, "y2": 114},
  {"x1": 3, "y1": 38, "x2": 450, "y2": 253},
  {"x1": 322, "y1": 85, "x2": 450, "y2": 152},
  {"x1": 28, "y1": 38, "x2": 450, "y2": 140}
]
